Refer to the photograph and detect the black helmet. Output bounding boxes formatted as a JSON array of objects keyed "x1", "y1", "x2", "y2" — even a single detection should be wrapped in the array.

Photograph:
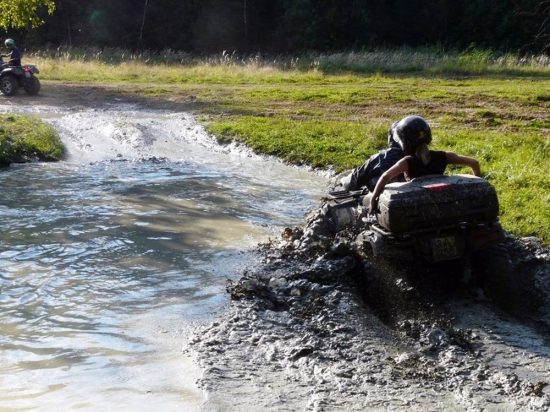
[{"x1": 392, "y1": 115, "x2": 432, "y2": 154}]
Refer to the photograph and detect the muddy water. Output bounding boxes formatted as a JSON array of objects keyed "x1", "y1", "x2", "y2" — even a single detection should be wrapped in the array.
[{"x1": 0, "y1": 105, "x2": 328, "y2": 410}]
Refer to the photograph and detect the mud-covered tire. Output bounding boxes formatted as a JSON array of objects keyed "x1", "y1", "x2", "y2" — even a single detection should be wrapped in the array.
[
  {"x1": 1, "y1": 75, "x2": 19, "y2": 96},
  {"x1": 24, "y1": 77, "x2": 40, "y2": 96},
  {"x1": 477, "y1": 244, "x2": 519, "y2": 313}
]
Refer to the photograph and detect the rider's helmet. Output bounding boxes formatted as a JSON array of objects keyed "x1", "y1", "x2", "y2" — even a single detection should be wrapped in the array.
[
  {"x1": 391, "y1": 115, "x2": 432, "y2": 154},
  {"x1": 4, "y1": 38, "x2": 15, "y2": 49}
]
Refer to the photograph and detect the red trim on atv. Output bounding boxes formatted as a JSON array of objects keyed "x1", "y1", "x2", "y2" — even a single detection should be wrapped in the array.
[{"x1": 426, "y1": 183, "x2": 452, "y2": 191}]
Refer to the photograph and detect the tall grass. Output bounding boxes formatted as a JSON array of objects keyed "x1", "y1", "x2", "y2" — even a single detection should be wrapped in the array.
[{"x1": 26, "y1": 46, "x2": 550, "y2": 80}]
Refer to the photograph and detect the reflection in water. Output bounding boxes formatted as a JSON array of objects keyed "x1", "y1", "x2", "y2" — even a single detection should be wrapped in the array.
[{"x1": 0, "y1": 108, "x2": 327, "y2": 410}]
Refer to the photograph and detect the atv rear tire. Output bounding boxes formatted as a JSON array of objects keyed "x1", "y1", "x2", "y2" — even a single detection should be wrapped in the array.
[
  {"x1": 24, "y1": 77, "x2": 40, "y2": 96},
  {"x1": 1, "y1": 75, "x2": 19, "y2": 96}
]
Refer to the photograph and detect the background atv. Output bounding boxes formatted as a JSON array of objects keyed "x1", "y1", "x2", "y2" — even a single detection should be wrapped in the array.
[
  {"x1": 327, "y1": 174, "x2": 517, "y2": 312},
  {"x1": 0, "y1": 59, "x2": 41, "y2": 96}
]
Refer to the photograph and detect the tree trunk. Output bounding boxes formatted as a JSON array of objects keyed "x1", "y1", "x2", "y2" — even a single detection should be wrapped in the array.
[
  {"x1": 243, "y1": 0, "x2": 248, "y2": 51},
  {"x1": 137, "y1": 0, "x2": 149, "y2": 51}
]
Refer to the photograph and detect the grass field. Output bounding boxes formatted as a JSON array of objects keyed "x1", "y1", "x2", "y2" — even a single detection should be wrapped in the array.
[{"x1": 11, "y1": 48, "x2": 550, "y2": 241}]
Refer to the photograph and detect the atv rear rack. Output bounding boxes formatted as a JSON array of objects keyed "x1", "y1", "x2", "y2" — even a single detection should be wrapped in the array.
[{"x1": 326, "y1": 189, "x2": 366, "y2": 200}]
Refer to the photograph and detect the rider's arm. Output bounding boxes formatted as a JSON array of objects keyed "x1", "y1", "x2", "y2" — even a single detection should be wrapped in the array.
[
  {"x1": 445, "y1": 151, "x2": 481, "y2": 176},
  {"x1": 369, "y1": 157, "x2": 409, "y2": 214}
]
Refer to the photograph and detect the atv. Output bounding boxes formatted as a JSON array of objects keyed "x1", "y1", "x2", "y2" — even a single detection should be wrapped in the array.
[
  {"x1": 326, "y1": 174, "x2": 517, "y2": 311},
  {"x1": 0, "y1": 59, "x2": 41, "y2": 97},
  {"x1": 328, "y1": 174, "x2": 505, "y2": 263}
]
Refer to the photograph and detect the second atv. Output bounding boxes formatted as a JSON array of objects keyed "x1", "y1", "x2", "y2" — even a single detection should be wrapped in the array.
[{"x1": 0, "y1": 59, "x2": 41, "y2": 97}]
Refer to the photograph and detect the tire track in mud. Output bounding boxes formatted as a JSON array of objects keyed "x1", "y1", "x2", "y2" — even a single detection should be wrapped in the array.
[{"x1": 189, "y1": 208, "x2": 550, "y2": 412}]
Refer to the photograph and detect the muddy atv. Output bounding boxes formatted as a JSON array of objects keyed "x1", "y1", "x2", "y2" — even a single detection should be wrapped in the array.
[
  {"x1": 327, "y1": 174, "x2": 517, "y2": 311},
  {"x1": 0, "y1": 59, "x2": 41, "y2": 97}
]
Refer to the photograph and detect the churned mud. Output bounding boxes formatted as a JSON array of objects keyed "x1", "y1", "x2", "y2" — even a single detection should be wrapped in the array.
[{"x1": 189, "y1": 206, "x2": 550, "y2": 411}]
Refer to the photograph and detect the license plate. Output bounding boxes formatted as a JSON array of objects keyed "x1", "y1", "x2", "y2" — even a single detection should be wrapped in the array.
[
  {"x1": 25, "y1": 72, "x2": 31, "y2": 78},
  {"x1": 431, "y1": 236, "x2": 458, "y2": 261}
]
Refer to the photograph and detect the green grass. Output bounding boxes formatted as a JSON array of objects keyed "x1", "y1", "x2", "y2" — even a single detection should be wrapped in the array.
[
  {"x1": 0, "y1": 114, "x2": 65, "y2": 165},
  {"x1": 24, "y1": 46, "x2": 550, "y2": 84},
  {"x1": 10, "y1": 48, "x2": 550, "y2": 242},
  {"x1": 209, "y1": 117, "x2": 388, "y2": 169}
]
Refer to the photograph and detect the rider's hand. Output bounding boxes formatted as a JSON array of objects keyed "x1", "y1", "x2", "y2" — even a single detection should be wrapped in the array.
[{"x1": 369, "y1": 198, "x2": 378, "y2": 215}]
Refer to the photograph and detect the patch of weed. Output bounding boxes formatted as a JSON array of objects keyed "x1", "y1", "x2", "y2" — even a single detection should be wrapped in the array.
[{"x1": 0, "y1": 114, "x2": 65, "y2": 165}]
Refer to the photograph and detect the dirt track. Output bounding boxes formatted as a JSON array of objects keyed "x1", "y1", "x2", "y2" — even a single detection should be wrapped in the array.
[{"x1": 0, "y1": 81, "x2": 205, "y2": 114}]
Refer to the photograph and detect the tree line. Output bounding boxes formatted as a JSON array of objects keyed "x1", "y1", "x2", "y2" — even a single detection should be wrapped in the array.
[{"x1": 2, "y1": 0, "x2": 550, "y2": 54}]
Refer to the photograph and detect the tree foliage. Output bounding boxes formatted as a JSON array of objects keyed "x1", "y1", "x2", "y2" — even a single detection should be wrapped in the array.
[
  {"x1": 0, "y1": 0, "x2": 56, "y2": 30},
  {"x1": 7, "y1": 0, "x2": 550, "y2": 53}
]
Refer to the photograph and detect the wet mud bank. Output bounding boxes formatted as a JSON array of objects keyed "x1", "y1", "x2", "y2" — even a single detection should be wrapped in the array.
[{"x1": 189, "y1": 206, "x2": 550, "y2": 411}]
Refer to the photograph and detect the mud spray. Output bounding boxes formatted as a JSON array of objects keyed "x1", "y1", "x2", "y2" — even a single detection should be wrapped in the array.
[{"x1": 190, "y1": 205, "x2": 550, "y2": 411}]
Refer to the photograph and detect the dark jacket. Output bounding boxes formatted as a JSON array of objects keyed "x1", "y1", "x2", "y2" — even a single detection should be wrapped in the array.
[
  {"x1": 6, "y1": 46, "x2": 21, "y2": 66},
  {"x1": 342, "y1": 125, "x2": 405, "y2": 192}
]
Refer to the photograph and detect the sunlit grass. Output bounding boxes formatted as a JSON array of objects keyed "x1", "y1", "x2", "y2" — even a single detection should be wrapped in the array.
[
  {"x1": 0, "y1": 114, "x2": 64, "y2": 164},
  {"x1": 209, "y1": 117, "x2": 388, "y2": 170},
  {"x1": 26, "y1": 46, "x2": 550, "y2": 83}
]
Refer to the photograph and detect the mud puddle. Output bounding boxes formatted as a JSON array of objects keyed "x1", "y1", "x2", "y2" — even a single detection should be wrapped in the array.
[
  {"x1": 0, "y1": 102, "x2": 328, "y2": 411},
  {"x1": 190, "y1": 208, "x2": 550, "y2": 411}
]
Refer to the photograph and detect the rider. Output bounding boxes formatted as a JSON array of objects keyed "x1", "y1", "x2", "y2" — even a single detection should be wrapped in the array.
[
  {"x1": 369, "y1": 115, "x2": 481, "y2": 214},
  {"x1": 340, "y1": 119, "x2": 408, "y2": 192},
  {"x1": 2, "y1": 38, "x2": 22, "y2": 66}
]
